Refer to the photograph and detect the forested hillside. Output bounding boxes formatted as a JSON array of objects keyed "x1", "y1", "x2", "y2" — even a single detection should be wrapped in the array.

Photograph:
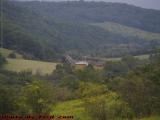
[
  {"x1": 1, "y1": 0, "x2": 160, "y2": 60},
  {"x1": 16, "y1": 1, "x2": 160, "y2": 33}
]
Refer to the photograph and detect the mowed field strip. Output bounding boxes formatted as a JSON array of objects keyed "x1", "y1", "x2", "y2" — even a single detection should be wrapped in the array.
[
  {"x1": 4, "y1": 58, "x2": 58, "y2": 75},
  {"x1": 0, "y1": 48, "x2": 23, "y2": 59},
  {"x1": 91, "y1": 22, "x2": 160, "y2": 40}
]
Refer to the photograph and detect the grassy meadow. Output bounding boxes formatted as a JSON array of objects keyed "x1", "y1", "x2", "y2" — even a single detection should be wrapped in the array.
[
  {"x1": 134, "y1": 54, "x2": 150, "y2": 60},
  {"x1": 101, "y1": 54, "x2": 149, "y2": 61},
  {"x1": 0, "y1": 48, "x2": 23, "y2": 59},
  {"x1": 52, "y1": 98, "x2": 159, "y2": 120},
  {"x1": 52, "y1": 99, "x2": 91, "y2": 120},
  {"x1": 0, "y1": 48, "x2": 57, "y2": 75},
  {"x1": 92, "y1": 22, "x2": 160, "y2": 41},
  {"x1": 4, "y1": 58, "x2": 57, "y2": 75}
]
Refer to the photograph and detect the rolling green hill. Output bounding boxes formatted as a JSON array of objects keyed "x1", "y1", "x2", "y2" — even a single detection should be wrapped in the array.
[
  {"x1": 91, "y1": 22, "x2": 160, "y2": 41},
  {"x1": 17, "y1": 1, "x2": 160, "y2": 33},
  {"x1": 2, "y1": 0, "x2": 160, "y2": 59}
]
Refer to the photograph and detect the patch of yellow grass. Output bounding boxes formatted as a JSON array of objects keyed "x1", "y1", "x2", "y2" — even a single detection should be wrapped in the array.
[
  {"x1": 0, "y1": 48, "x2": 23, "y2": 59},
  {"x1": 5, "y1": 58, "x2": 58, "y2": 75}
]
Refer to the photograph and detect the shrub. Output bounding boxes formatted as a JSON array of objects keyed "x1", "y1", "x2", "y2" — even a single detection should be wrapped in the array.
[
  {"x1": 8, "y1": 52, "x2": 16, "y2": 58},
  {"x1": 77, "y1": 82, "x2": 107, "y2": 98},
  {"x1": 0, "y1": 53, "x2": 7, "y2": 67},
  {"x1": 17, "y1": 80, "x2": 56, "y2": 114},
  {"x1": 84, "y1": 92, "x2": 134, "y2": 120}
]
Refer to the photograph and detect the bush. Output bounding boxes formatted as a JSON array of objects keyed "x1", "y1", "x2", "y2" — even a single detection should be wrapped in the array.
[
  {"x1": 0, "y1": 53, "x2": 7, "y2": 67},
  {"x1": 115, "y1": 74, "x2": 160, "y2": 117},
  {"x1": 17, "y1": 80, "x2": 56, "y2": 114},
  {"x1": 8, "y1": 52, "x2": 16, "y2": 58},
  {"x1": 84, "y1": 92, "x2": 134, "y2": 120},
  {"x1": 59, "y1": 75, "x2": 79, "y2": 91},
  {"x1": 104, "y1": 61, "x2": 129, "y2": 78},
  {"x1": 0, "y1": 85, "x2": 18, "y2": 114},
  {"x1": 54, "y1": 87, "x2": 73, "y2": 101},
  {"x1": 77, "y1": 82, "x2": 107, "y2": 98}
]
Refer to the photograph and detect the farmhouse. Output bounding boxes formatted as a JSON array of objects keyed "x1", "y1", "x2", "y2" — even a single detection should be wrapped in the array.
[
  {"x1": 75, "y1": 61, "x2": 88, "y2": 66},
  {"x1": 64, "y1": 55, "x2": 104, "y2": 70},
  {"x1": 75, "y1": 61, "x2": 89, "y2": 69}
]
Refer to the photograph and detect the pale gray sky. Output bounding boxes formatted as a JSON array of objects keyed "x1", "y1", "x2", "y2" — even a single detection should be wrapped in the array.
[{"x1": 14, "y1": 0, "x2": 160, "y2": 10}]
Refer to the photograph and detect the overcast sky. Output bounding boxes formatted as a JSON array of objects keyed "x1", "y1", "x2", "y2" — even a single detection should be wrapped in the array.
[{"x1": 15, "y1": 0, "x2": 160, "y2": 10}]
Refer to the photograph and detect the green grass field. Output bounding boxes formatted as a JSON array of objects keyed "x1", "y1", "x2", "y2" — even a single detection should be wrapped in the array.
[
  {"x1": 101, "y1": 54, "x2": 149, "y2": 61},
  {"x1": 4, "y1": 58, "x2": 58, "y2": 75},
  {"x1": 51, "y1": 99, "x2": 91, "y2": 120},
  {"x1": 134, "y1": 54, "x2": 150, "y2": 60},
  {"x1": 52, "y1": 98, "x2": 159, "y2": 120},
  {"x1": 91, "y1": 22, "x2": 160, "y2": 41},
  {"x1": 0, "y1": 48, "x2": 23, "y2": 59},
  {"x1": 0, "y1": 48, "x2": 58, "y2": 75},
  {"x1": 105, "y1": 57, "x2": 122, "y2": 61}
]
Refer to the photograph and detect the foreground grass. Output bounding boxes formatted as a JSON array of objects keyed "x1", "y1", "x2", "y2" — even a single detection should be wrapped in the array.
[
  {"x1": 52, "y1": 98, "x2": 159, "y2": 120},
  {"x1": 4, "y1": 58, "x2": 57, "y2": 75},
  {"x1": 52, "y1": 99, "x2": 91, "y2": 120}
]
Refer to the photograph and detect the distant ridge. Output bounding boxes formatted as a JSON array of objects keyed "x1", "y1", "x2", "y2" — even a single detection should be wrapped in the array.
[{"x1": 15, "y1": 1, "x2": 160, "y2": 33}]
